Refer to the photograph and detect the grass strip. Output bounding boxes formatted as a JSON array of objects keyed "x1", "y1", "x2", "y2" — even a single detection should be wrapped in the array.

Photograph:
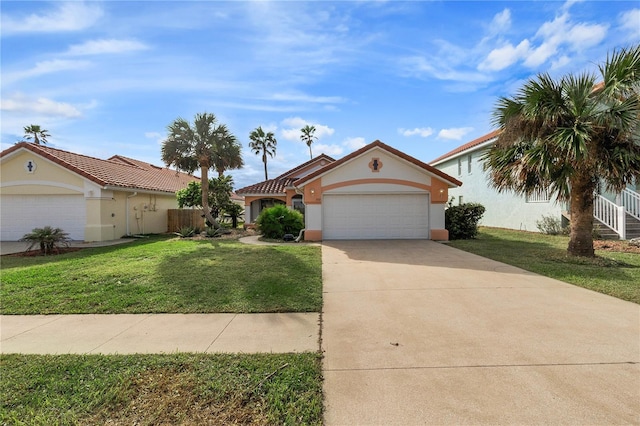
[
  {"x1": 1, "y1": 235, "x2": 322, "y2": 314},
  {"x1": 447, "y1": 227, "x2": 640, "y2": 304},
  {"x1": 0, "y1": 352, "x2": 323, "y2": 425}
]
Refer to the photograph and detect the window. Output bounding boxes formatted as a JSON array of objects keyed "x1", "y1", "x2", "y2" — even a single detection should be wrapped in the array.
[
  {"x1": 526, "y1": 190, "x2": 550, "y2": 203},
  {"x1": 467, "y1": 154, "x2": 472, "y2": 174},
  {"x1": 457, "y1": 158, "x2": 462, "y2": 176}
]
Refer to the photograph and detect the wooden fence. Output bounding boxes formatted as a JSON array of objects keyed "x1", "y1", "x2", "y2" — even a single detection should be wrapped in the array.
[{"x1": 167, "y1": 209, "x2": 205, "y2": 232}]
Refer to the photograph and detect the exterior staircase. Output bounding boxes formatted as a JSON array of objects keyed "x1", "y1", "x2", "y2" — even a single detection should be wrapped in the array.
[{"x1": 593, "y1": 188, "x2": 640, "y2": 240}]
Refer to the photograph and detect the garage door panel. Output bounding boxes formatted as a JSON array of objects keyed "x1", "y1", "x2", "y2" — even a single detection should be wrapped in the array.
[
  {"x1": 1, "y1": 195, "x2": 86, "y2": 241},
  {"x1": 323, "y1": 194, "x2": 429, "y2": 240}
]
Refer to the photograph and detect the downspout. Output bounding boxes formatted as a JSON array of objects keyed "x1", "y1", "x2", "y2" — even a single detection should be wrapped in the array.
[{"x1": 126, "y1": 192, "x2": 138, "y2": 236}]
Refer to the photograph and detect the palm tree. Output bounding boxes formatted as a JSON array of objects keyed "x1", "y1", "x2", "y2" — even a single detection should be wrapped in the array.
[
  {"x1": 249, "y1": 126, "x2": 277, "y2": 180},
  {"x1": 300, "y1": 125, "x2": 317, "y2": 160},
  {"x1": 23, "y1": 125, "x2": 50, "y2": 145},
  {"x1": 483, "y1": 44, "x2": 640, "y2": 257},
  {"x1": 211, "y1": 124, "x2": 244, "y2": 177},
  {"x1": 161, "y1": 112, "x2": 242, "y2": 226}
]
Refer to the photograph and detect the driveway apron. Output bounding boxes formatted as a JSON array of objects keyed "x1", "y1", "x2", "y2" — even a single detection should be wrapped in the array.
[{"x1": 321, "y1": 240, "x2": 640, "y2": 425}]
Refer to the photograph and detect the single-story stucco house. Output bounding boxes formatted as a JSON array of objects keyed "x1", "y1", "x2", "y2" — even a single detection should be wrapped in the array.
[
  {"x1": 0, "y1": 142, "x2": 198, "y2": 242},
  {"x1": 237, "y1": 140, "x2": 461, "y2": 241},
  {"x1": 430, "y1": 130, "x2": 640, "y2": 239}
]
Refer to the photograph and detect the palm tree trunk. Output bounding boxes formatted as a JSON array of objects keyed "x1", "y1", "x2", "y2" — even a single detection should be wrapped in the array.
[
  {"x1": 263, "y1": 153, "x2": 268, "y2": 180},
  {"x1": 567, "y1": 174, "x2": 596, "y2": 257},
  {"x1": 308, "y1": 145, "x2": 313, "y2": 160},
  {"x1": 200, "y1": 166, "x2": 217, "y2": 227}
]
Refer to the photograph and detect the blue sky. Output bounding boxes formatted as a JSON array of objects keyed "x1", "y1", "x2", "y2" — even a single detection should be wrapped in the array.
[{"x1": 2, "y1": 1, "x2": 638, "y2": 189}]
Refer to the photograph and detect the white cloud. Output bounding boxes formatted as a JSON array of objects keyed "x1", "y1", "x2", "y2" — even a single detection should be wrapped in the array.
[
  {"x1": 478, "y1": 39, "x2": 531, "y2": 71},
  {"x1": 523, "y1": 41, "x2": 558, "y2": 68},
  {"x1": 489, "y1": 9, "x2": 512, "y2": 36},
  {"x1": 565, "y1": 23, "x2": 607, "y2": 49},
  {"x1": 343, "y1": 137, "x2": 366, "y2": 150},
  {"x1": 280, "y1": 117, "x2": 335, "y2": 142},
  {"x1": 145, "y1": 132, "x2": 164, "y2": 144},
  {"x1": 314, "y1": 143, "x2": 344, "y2": 157},
  {"x1": 1, "y1": 93, "x2": 82, "y2": 118},
  {"x1": 402, "y1": 56, "x2": 492, "y2": 83},
  {"x1": 398, "y1": 127, "x2": 434, "y2": 137},
  {"x1": 438, "y1": 127, "x2": 473, "y2": 141},
  {"x1": 269, "y1": 92, "x2": 346, "y2": 104},
  {"x1": 1, "y1": 2, "x2": 103, "y2": 34},
  {"x1": 3, "y1": 59, "x2": 91, "y2": 84},
  {"x1": 66, "y1": 39, "x2": 149, "y2": 56},
  {"x1": 620, "y1": 9, "x2": 640, "y2": 37}
]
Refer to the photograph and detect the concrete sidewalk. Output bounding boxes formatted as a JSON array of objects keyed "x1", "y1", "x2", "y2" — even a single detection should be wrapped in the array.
[
  {"x1": 321, "y1": 240, "x2": 640, "y2": 425},
  {"x1": 1, "y1": 313, "x2": 319, "y2": 354}
]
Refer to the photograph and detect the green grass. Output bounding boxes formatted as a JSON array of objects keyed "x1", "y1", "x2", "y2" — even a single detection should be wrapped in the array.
[
  {"x1": 0, "y1": 235, "x2": 322, "y2": 314},
  {"x1": 447, "y1": 227, "x2": 640, "y2": 304},
  {"x1": 0, "y1": 352, "x2": 322, "y2": 425}
]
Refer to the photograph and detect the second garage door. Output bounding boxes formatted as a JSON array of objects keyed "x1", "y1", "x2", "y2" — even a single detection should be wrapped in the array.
[
  {"x1": 322, "y1": 193, "x2": 430, "y2": 240},
  {"x1": 0, "y1": 194, "x2": 86, "y2": 241}
]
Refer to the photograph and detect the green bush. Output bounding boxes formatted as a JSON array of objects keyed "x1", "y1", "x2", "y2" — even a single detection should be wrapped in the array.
[
  {"x1": 536, "y1": 215, "x2": 567, "y2": 235},
  {"x1": 256, "y1": 204, "x2": 304, "y2": 239},
  {"x1": 174, "y1": 226, "x2": 195, "y2": 238},
  {"x1": 20, "y1": 226, "x2": 70, "y2": 255},
  {"x1": 445, "y1": 202, "x2": 486, "y2": 240}
]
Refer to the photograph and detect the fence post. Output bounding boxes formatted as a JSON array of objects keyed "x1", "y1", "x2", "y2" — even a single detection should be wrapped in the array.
[{"x1": 617, "y1": 205, "x2": 626, "y2": 240}]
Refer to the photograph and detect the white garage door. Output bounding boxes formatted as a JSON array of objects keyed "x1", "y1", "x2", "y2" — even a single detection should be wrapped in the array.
[
  {"x1": 1, "y1": 195, "x2": 86, "y2": 241},
  {"x1": 323, "y1": 194, "x2": 429, "y2": 240}
]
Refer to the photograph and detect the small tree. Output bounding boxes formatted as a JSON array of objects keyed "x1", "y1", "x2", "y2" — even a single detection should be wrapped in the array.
[
  {"x1": 256, "y1": 204, "x2": 304, "y2": 239},
  {"x1": 223, "y1": 202, "x2": 244, "y2": 229},
  {"x1": 20, "y1": 226, "x2": 70, "y2": 255},
  {"x1": 300, "y1": 125, "x2": 317, "y2": 160},
  {"x1": 445, "y1": 202, "x2": 485, "y2": 240},
  {"x1": 23, "y1": 124, "x2": 50, "y2": 145},
  {"x1": 176, "y1": 176, "x2": 234, "y2": 224}
]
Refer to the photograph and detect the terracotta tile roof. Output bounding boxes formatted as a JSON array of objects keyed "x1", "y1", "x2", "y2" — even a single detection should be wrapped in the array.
[
  {"x1": 294, "y1": 140, "x2": 462, "y2": 187},
  {"x1": 236, "y1": 154, "x2": 335, "y2": 195},
  {"x1": 429, "y1": 130, "x2": 501, "y2": 165},
  {"x1": 1, "y1": 142, "x2": 198, "y2": 193}
]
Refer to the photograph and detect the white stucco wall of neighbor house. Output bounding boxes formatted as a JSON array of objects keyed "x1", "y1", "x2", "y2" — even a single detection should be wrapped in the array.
[{"x1": 435, "y1": 149, "x2": 563, "y2": 233}]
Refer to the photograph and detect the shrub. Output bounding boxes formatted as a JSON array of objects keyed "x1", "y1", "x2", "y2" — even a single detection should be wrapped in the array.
[
  {"x1": 445, "y1": 202, "x2": 486, "y2": 240},
  {"x1": 256, "y1": 204, "x2": 304, "y2": 239},
  {"x1": 174, "y1": 226, "x2": 195, "y2": 238},
  {"x1": 20, "y1": 226, "x2": 70, "y2": 255},
  {"x1": 536, "y1": 215, "x2": 566, "y2": 235}
]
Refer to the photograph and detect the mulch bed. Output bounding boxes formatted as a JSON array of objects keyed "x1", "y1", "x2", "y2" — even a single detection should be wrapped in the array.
[{"x1": 594, "y1": 240, "x2": 640, "y2": 254}]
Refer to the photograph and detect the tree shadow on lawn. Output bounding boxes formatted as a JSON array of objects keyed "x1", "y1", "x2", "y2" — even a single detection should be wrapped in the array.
[
  {"x1": 155, "y1": 239, "x2": 322, "y2": 313},
  {"x1": 0, "y1": 235, "x2": 167, "y2": 271},
  {"x1": 449, "y1": 232, "x2": 639, "y2": 285}
]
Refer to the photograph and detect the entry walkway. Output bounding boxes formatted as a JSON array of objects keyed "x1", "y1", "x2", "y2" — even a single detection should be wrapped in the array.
[
  {"x1": 321, "y1": 240, "x2": 640, "y2": 425},
  {"x1": 0, "y1": 313, "x2": 319, "y2": 354}
]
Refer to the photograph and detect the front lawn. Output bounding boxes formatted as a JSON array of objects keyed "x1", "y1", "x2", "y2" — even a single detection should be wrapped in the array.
[
  {"x1": 0, "y1": 235, "x2": 322, "y2": 314},
  {"x1": 447, "y1": 227, "x2": 640, "y2": 304},
  {"x1": 0, "y1": 352, "x2": 322, "y2": 425}
]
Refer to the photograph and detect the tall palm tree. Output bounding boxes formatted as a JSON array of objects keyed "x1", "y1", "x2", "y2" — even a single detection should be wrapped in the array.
[
  {"x1": 300, "y1": 125, "x2": 317, "y2": 160},
  {"x1": 161, "y1": 112, "x2": 242, "y2": 226},
  {"x1": 483, "y1": 44, "x2": 640, "y2": 257},
  {"x1": 249, "y1": 126, "x2": 277, "y2": 180},
  {"x1": 211, "y1": 124, "x2": 244, "y2": 177},
  {"x1": 23, "y1": 125, "x2": 50, "y2": 145}
]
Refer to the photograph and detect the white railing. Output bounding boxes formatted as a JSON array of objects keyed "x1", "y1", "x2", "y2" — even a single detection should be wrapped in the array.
[
  {"x1": 619, "y1": 188, "x2": 640, "y2": 221},
  {"x1": 594, "y1": 194, "x2": 626, "y2": 240}
]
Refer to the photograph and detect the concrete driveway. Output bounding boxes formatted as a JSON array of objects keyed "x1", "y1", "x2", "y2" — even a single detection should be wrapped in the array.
[{"x1": 322, "y1": 240, "x2": 640, "y2": 425}]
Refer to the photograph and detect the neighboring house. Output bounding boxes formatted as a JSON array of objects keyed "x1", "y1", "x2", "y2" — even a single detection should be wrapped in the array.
[
  {"x1": 237, "y1": 154, "x2": 336, "y2": 224},
  {"x1": 430, "y1": 130, "x2": 640, "y2": 239},
  {"x1": 238, "y1": 140, "x2": 461, "y2": 241},
  {"x1": 0, "y1": 142, "x2": 198, "y2": 242}
]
